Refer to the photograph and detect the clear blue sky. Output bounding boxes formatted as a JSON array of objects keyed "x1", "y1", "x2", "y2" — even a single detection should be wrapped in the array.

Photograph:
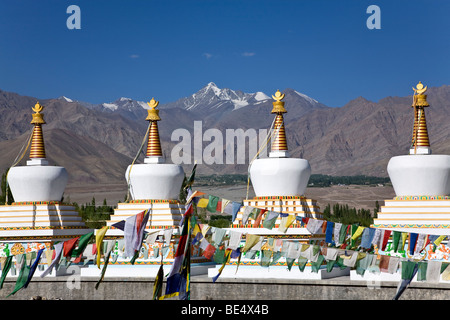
[{"x1": 0, "y1": 0, "x2": 448, "y2": 107}]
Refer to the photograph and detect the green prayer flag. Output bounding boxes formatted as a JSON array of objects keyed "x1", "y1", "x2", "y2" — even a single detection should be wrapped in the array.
[
  {"x1": 206, "y1": 195, "x2": 219, "y2": 213},
  {"x1": 286, "y1": 258, "x2": 295, "y2": 271},
  {"x1": 392, "y1": 231, "x2": 401, "y2": 252},
  {"x1": 339, "y1": 224, "x2": 348, "y2": 245},
  {"x1": 417, "y1": 261, "x2": 427, "y2": 281},
  {"x1": 326, "y1": 260, "x2": 336, "y2": 273},
  {"x1": 298, "y1": 257, "x2": 308, "y2": 272},
  {"x1": 71, "y1": 232, "x2": 94, "y2": 258},
  {"x1": 7, "y1": 255, "x2": 30, "y2": 297},
  {"x1": 0, "y1": 255, "x2": 13, "y2": 289},
  {"x1": 310, "y1": 255, "x2": 325, "y2": 273},
  {"x1": 350, "y1": 224, "x2": 359, "y2": 248},
  {"x1": 213, "y1": 248, "x2": 226, "y2": 264},
  {"x1": 401, "y1": 260, "x2": 417, "y2": 280},
  {"x1": 260, "y1": 250, "x2": 272, "y2": 267}
]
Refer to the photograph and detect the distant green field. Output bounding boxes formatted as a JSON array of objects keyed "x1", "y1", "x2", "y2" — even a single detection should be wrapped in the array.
[{"x1": 194, "y1": 173, "x2": 391, "y2": 187}]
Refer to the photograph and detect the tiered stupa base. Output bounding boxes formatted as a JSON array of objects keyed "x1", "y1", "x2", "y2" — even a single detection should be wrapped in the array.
[
  {"x1": 106, "y1": 199, "x2": 185, "y2": 233},
  {"x1": 0, "y1": 201, "x2": 92, "y2": 242},
  {"x1": 231, "y1": 196, "x2": 324, "y2": 237},
  {"x1": 373, "y1": 195, "x2": 450, "y2": 235},
  {"x1": 207, "y1": 196, "x2": 350, "y2": 280},
  {"x1": 0, "y1": 201, "x2": 93, "y2": 277}
]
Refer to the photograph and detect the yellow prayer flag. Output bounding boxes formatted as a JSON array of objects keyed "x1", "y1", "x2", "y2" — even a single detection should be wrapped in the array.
[
  {"x1": 351, "y1": 226, "x2": 365, "y2": 240},
  {"x1": 243, "y1": 234, "x2": 262, "y2": 252},
  {"x1": 401, "y1": 232, "x2": 408, "y2": 249},
  {"x1": 278, "y1": 215, "x2": 296, "y2": 233},
  {"x1": 197, "y1": 198, "x2": 209, "y2": 208},
  {"x1": 434, "y1": 235, "x2": 446, "y2": 246},
  {"x1": 96, "y1": 226, "x2": 109, "y2": 269},
  {"x1": 192, "y1": 223, "x2": 201, "y2": 237}
]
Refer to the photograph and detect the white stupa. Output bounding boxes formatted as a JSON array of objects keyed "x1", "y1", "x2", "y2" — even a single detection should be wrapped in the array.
[
  {"x1": 106, "y1": 97, "x2": 186, "y2": 233},
  {"x1": 373, "y1": 82, "x2": 450, "y2": 235},
  {"x1": 0, "y1": 102, "x2": 92, "y2": 245},
  {"x1": 231, "y1": 90, "x2": 323, "y2": 237},
  {"x1": 208, "y1": 90, "x2": 348, "y2": 281}
]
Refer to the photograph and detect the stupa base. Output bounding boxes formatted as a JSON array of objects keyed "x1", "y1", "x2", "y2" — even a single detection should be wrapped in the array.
[
  {"x1": 0, "y1": 202, "x2": 93, "y2": 242},
  {"x1": 373, "y1": 196, "x2": 450, "y2": 235},
  {"x1": 106, "y1": 200, "x2": 185, "y2": 234}
]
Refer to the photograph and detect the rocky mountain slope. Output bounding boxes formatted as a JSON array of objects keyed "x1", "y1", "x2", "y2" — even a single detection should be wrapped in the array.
[{"x1": 0, "y1": 83, "x2": 448, "y2": 189}]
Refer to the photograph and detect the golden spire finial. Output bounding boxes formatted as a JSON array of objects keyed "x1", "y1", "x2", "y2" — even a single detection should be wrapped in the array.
[
  {"x1": 271, "y1": 90, "x2": 287, "y2": 114},
  {"x1": 145, "y1": 97, "x2": 161, "y2": 121},
  {"x1": 412, "y1": 81, "x2": 429, "y2": 108},
  {"x1": 272, "y1": 90, "x2": 285, "y2": 102},
  {"x1": 410, "y1": 81, "x2": 431, "y2": 154},
  {"x1": 29, "y1": 102, "x2": 46, "y2": 159},
  {"x1": 269, "y1": 90, "x2": 289, "y2": 156},
  {"x1": 31, "y1": 101, "x2": 46, "y2": 125},
  {"x1": 144, "y1": 97, "x2": 163, "y2": 159},
  {"x1": 413, "y1": 81, "x2": 427, "y2": 95}
]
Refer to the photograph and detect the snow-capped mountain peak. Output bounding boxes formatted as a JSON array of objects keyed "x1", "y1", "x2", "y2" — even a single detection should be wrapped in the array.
[
  {"x1": 184, "y1": 82, "x2": 270, "y2": 111},
  {"x1": 294, "y1": 90, "x2": 318, "y2": 104},
  {"x1": 58, "y1": 96, "x2": 73, "y2": 102}
]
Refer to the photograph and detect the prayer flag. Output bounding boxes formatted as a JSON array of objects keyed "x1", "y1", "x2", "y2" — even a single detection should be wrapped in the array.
[
  {"x1": 306, "y1": 219, "x2": 324, "y2": 234},
  {"x1": 161, "y1": 204, "x2": 193, "y2": 300},
  {"x1": 334, "y1": 223, "x2": 342, "y2": 245},
  {"x1": 392, "y1": 231, "x2": 401, "y2": 252},
  {"x1": 361, "y1": 228, "x2": 376, "y2": 249},
  {"x1": 95, "y1": 226, "x2": 109, "y2": 268},
  {"x1": 325, "y1": 221, "x2": 334, "y2": 244},
  {"x1": 63, "y1": 237, "x2": 80, "y2": 258},
  {"x1": 95, "y1": 240, "x2": 115, "y2": 289},
  {"x1": 351, "y1": 226, "x2": 365, "y2": 241},
  {"x1": 124, "y1": 210, "x2": 149, "y2": 262},
  {"x1": 0, "y1": 255, "x2": 13, "y2": 289},
  {"x1": 153, "y1": 264, "x2": 164, "y2": 300},
  {"x1": 184, "y1": 163, "x2": 197, "y2": 190},
  {"x1": 41, "y1": 242, "x2": 64, "y2": 278},
  {"x1": 262, "y1": 211, "x2": 279, "y2": 230},
  {"x1": 206, "y1": 195, "x2": 219, "y2": 213},
  {"x1": 381, "y1": 229, "x2": 391, "y2": 251},
  {"x1": 426, "y1": 260, "x2": 442, "y2": 283},
  {"x1": 278, "y1": 214, "x2": 295, "y2": 233},
  {"x1": 401, "y1": 232, "x2": 408, "y2": 250},
  {"x1": 393, "y1": 261, "x2": 418, "y2": 300},
  {"x1": 7, "y1": 254, "x2": 30, "y2": 297},
  {"x1": 231, "y1": 202, "x2": 242, "y2": 223},
  {"x1": 253, "y1": 209, "x2": 266, "y2": 227},
  {"x1": 71, "y1": 232, "x2": 94, "y2": 258},
  {"x1": 408, "y1": 233, "x2": 419, "y2": 256},
  {"x1": 434, "y1": 235, "x2": 446, "y2": 246},
  {"x1": 212, "y1": 249, "x2": 232, "y2": 282},
  {"x1": 197, "y1": 198, "x2": 209, "y2": 208},
  {"x1": 23, "y1": 248, "x2": 44, "y2": 288}
]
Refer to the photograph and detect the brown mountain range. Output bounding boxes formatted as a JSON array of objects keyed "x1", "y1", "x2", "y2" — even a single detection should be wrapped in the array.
[{"x1": 0, "y1": 84, "x2": 449, "y2": 192}]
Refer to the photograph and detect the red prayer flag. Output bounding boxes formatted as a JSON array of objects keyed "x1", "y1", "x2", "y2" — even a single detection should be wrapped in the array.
[
  {"x1": 381, "y1": 230, "x2": 392, "y2": 251},
  {"x1": 63, "y1": 237, "x2": 80, "y2": 258}
]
